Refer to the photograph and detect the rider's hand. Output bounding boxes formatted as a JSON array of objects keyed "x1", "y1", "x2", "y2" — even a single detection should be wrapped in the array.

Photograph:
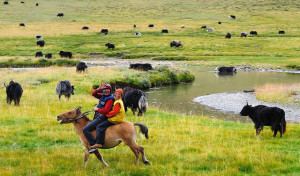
[{"x1": 94, "y1": 107, "x2": 99, "y2": 111}]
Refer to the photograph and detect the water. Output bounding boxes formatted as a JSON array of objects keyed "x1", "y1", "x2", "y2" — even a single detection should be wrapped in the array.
[{"x1": 145, "y1": 67, "x2": 300, "y2": 122}]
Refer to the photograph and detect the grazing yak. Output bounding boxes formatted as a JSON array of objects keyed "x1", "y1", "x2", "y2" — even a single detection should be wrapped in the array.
[
  {"x1": 162, "y1": 29, "x2": 168, "y2": 33},
  {"x1": 201, "y1": 25, "x2": 207, "y2": 29},
  {"x1": 45, "y1": 53, "x2": 52, "y2": 59},
  {"x1": 57, "y1": 13, "x2": 64, "y2": 17},
  {"x1": 129, "y1": 63, "x2": 153, "y2": 71},
  {"x1": 76, "y1": 62, "x2": 88, "y2": 73},
  {"x1": 148, "y1": 24, "x2": 154, "y2": 28},
  {"x1": 181, "y1": 25, "x2": 185, "y2": 28},
  {"x1": 82, "y1": 26, "x2": 89, "y2": 30},
  {"x1": 215, "y1": 66, "x2": 237, "y2": 73},
  {"x1": 133, "y1": 24, "x2": 136, "y2": 28},
  {"x1": 122, "y1": 89, "x2": 148, "y2": 116},
  {"x1": 218, "y1": 21, "x2": 222, "y2": 24},
  {"x1": 225, "y1": 33, "x2": 231, "y2": 39},
  {"x1": 241, "y1": 32, "x2": 247, "y2": 37},
  {"x1": 4, "y1": 1, "x2": 8, "y2": 5},
  {"x1": 4, "y1": 81, "x2": 23, "y2": 106},
  {"x1": 55, "y1": 80, "x2": 75, "y2": 100},
  {"x1": 135, "y1": 32, "x2": 141, "y2": 36},
  {"x1": 207, "y1": 27, "x2": 214, "y2": 32},
  {"x1": 35, "y1": 51, "x2": 43, "y2": 57},
  {"x1": 230, "y1": 15, "x2": 236, "y2": 19},
  {"x1": 19, "y1": 23, "x2": 25, "y2": 27},
  {"x1": 36, "y1": 3, "x2": 39, "y2": 6},
  {"x1": 240, "y1": 103, "x2": 286, "y2": 137},
  {"x1": 170, "y1": 40, "x2": 183, "y2": 47},
  {"x1": 250, "y1": 31, "x2": 258, "y2": 35},
  {"x1": 100, "y1": 29, "x2": 108, "y2": 33},
  {"x1": 59, "y1": 51, "x2": 72, "y2": 58},
  {"x1": 21, "y1": 1, "x2": 24, "y2": 3},
  {"x1": 35, "y1": 35, "x2": 43, "y2": 40},
  {"x1": 105, "y1": 43, "x2": 115, "y2": 50},
  {"x1": 279, "y1": 31, "x2": 285, "y2": 34},
  {"x1": 37, "y1": 40, "x2": 45, "y2": 47}
]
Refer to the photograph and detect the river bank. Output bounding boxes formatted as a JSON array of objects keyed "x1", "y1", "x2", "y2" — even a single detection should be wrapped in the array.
[{"x1": 193, "y1": 91, "x2": 300, "y2": 123}]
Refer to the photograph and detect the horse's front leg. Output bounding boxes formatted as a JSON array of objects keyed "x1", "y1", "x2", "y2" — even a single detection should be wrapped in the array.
[
  {"x1": 84, "y1": 148, "x2": 90, "y2": 167},
  {"x1": 94, "y1": 150, "x2": 108, "y2": 167}
]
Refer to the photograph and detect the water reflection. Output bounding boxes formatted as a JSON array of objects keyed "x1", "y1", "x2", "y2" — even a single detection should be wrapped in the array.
[{"x1": 145, "y1": 67, "x2": 300, "y2": 123}]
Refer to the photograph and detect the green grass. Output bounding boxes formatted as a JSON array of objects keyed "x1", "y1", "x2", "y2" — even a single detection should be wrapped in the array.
[
  {"x1": 0, "y1": 66, "x2": 299, "y2": 175},
  {"x1": 0, "y1": 0, "x2": 299, "y2": 68}
]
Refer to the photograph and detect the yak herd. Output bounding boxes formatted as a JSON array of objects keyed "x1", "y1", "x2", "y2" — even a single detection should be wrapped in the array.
[
  {"x1": 3, "y1": 1, "x2": 286, "y2": 59},
  {"x1": 4, "y1": 62, "x2": 287, "y2": 137},
  {"x1": 3, "y1": 3, "x2": 288, "y2": 137}
]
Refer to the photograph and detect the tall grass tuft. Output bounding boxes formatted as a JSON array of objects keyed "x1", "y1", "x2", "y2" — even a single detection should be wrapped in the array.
[{"x1": 255, "y1": 83, "x2": 300, "y2": 106}]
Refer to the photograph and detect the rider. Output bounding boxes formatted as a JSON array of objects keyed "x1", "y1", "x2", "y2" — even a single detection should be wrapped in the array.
[
  {"x1": 89, "y1": 88, "x2": 125, "y2": 153},
  {"x1": 83, "y1": 83, "x2": 114, "y2": 148}
]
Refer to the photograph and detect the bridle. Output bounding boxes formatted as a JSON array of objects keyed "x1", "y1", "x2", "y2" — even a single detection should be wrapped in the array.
[{"x1": 60, "y1": 110, "x2": 93, "y2": 124}]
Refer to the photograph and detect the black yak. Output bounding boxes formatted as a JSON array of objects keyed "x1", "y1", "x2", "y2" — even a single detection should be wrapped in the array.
[
  {"x1": 240, "y1": 103, "x2": 286, "y2": 137},
  {"x1": 122, "y1": 89, "x2": 148, "y2": 116},
  {"x1": 37, "y1": 40, "x2": 45, "y2": 47},
  {"x1": 218, "y1": 21, "x2": 222, "y2": 24},
  {"x1": 59, "y1": 51, "x2": 72, "y2": 58},
  {"x1": 55, "y1": 80, "x2": 75, "y2": 100},
  {"x1": 57, "y1": 13, "x2": 64, "y2": 17},
  {"x1": 129, "y1": 63, "x2": 153, "y2": 71},
  {"x1": 162, "y1": 29, "x2": 168, "y2": 33},
  {"x1": 45, "y1": 53, "x2": 52, "y2": 59},
  {"x1": 76, "y1": 62, "x2": 88, "y2": 73},
  {"x1": 20, "y1": 23, "x2": 25, "y2": 27},
  {"x1": 170, "y1": 40, "x2": 183, "y2": 47},
  {"x1": 36, "y1": 3, "x2": 39, "y2": 6},
  {"x1": 105, "y1": 43, "x2": 115, "y2": 50},
  {"x1": 201, "y1": 25, "x2": 207, "y2": 29},
  {"x1": 4, "y1": 81, "x2": 23, "y2": 106},
  {"x1": 230, "y1": 15, "x2": 236, "y2": 19},
  {"x1": 279, "y1": 31, "x2": 285, "y2": 34},
  {"x1": 35, "y1": 51, "x2": 43, "y2": 57},
  {"x1": 4, "y1": 1, "x2": 8, "y2": 5},
  {"x1": 215, "y1": 66, "x2": 237, "y2": 72},
  {"x1": 100, "y1": 29, "x2": 108, "y2": 33},
  {"x1": 250, "y1": 31, "x2": 258, "y2": 35},
  {"x1": 82, "y1": 26, "x2": 89, "y2": 30},
  {"x1": 148, "y1": 24, "x2": 154, "y2": 28},
  {"x1": 225, "y1": 33, "x2": 231, "y2": 39}
]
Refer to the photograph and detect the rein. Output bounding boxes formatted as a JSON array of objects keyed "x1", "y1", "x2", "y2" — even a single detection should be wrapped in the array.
[{"x1": 61, "y1": 110, "x2": 93, "y2": 124}]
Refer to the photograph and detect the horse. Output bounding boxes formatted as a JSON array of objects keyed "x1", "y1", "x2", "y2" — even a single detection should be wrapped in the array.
[{"x1": 57, "y1": 107, "x2": 150, "y2": 166}]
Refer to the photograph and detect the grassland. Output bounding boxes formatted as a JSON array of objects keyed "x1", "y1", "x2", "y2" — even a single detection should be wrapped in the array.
[
  {"x1": 255, "y1": 83, "x2": 300, "y2": 106},
  {"x1": 0, "y1": 0, "x2": 299, "y2": 68},
  {"x1": 0, "y1": 66, "x2": 299, "y2": 175}
]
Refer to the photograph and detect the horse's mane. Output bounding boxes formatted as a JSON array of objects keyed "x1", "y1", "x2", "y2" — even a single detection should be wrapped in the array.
[{"x1": 82, "y1": 114, "x2": 92, "y2": 122}]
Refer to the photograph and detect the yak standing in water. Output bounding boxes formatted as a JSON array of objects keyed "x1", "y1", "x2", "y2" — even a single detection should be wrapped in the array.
[
  {"x1": 240, "y1": 103, "x2": 286, "y2": 137},
  {"x1": 123, "y1": 89, "x2": 148, "y2": 116},
  {"x1": 55, "y1": 80, "x2": 75, "y2": 100},
  {"x1": 4, "y1": 81, "x2": 23, "y2": 106}
]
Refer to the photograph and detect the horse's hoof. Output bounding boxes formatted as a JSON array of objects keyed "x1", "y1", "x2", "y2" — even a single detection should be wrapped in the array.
[{"x1": 143, "y1": 160, "x2": 150, "y2": 165}]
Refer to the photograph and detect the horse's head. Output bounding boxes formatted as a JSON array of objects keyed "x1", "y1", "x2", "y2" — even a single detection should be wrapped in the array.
[{"x1": 57, "y1": 107, "x2": 82, "y2": 124}]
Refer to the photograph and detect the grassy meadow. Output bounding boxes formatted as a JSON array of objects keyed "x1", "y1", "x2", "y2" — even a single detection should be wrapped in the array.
[
  {"x1": 0, "y1": 67, "x2": 299, "y2": 175},
  {"x1": 1, "y1": 0, "x2": 300, "y2": 175},
  {"x1": 255, "y1": 83, "x2": 300, "y2": 106},
  {"x1": 0, "y1": 0, "x2": 299, "y2": 68}
]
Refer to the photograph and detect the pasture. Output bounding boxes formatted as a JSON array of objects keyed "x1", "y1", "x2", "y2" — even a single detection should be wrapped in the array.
[
  {"x1": 0, "y1": 0, "x2": 300, "y2": 175},
  {"x1": 0, "y1": 0, "x2": 299, "y2": 68},
  {"x1": 0, "y1": 67, "x2": 299, "y2": 175}
]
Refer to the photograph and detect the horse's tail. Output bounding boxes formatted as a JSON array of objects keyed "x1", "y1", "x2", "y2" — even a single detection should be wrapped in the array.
[
  {"x1": 138, "y1": 95, "x2": 148, "y2": 113},
  {"x1": 134, "y1": 122, "x2": 149, "y2": 139}
]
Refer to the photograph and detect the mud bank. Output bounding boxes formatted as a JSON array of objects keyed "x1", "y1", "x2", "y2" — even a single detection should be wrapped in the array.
[{"x1": 193, "y1": 91, "x2": 299, "y2": 122}]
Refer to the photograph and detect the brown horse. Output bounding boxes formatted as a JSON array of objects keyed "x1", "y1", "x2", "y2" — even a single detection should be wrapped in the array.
[{"x1": 57, "y1": 107, "x2": 150, "y2": 167}]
